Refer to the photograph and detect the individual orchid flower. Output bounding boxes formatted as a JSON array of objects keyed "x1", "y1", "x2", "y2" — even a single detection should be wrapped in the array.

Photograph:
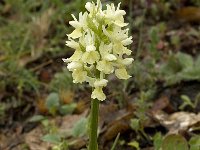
[{"x1": 68, "y1": 12, "x2": 88, "y2": 39}]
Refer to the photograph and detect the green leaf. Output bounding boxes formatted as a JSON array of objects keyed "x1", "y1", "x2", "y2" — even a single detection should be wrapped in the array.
[
  {"x1": 128, "y1": 141, "x2": 140, "y2": 150},
  {"x1": 179, "y1": 95, "x2": 194, "y2": 110},
  {"x1": 153, "y1": 132, "x2": 163, "y2": 150},
  {"x1": 195, "y1": 55, "x2": 200, "y2": 67},
  {"x1": 42, "y1": 134, "x2": 61, "y2": 144},
  {"x1": 177, "y1": 52, "x2": 194, "y2": 69},
  {"x1": 111, "y1": 133, "x2": 120, "y2": 150},
  {"x1": 162, "y1": 134, "x2": 188, "y2": 150},
  {"x1": 71, "y1": 117, "x2": 87, "y2": 137},
  {"x1": 46, "y1": 92, "x2": 60, "y2": 115},
  {"x1": 181, "y1": 67, "x2": 200, "y2": 81},
  {"x1": 59, "y1": 103, "x2": 77, "y2": 115},
  {"x1": 189, "y1": 136, "x2": 200, "y2": 150},
  {"x1": 130, "y1": 119, "x2": 140, "y2": 131},
  {"x1": 29, "y1": 115, "x2": 46, "y2": 122}
]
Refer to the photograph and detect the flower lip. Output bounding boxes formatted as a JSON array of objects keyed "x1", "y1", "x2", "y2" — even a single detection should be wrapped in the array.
[
  {"x1": 67, "y1": 62, "x2": 82, "y2": 71},
  {"x1": 91, "y1": 87, "x2": 106, "y2": 101}
]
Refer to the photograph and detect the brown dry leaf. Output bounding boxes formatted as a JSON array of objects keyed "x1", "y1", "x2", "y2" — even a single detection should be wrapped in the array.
[
  {"x1": 24, "y1": 126, "x2": 52, "y2": 150},
  {"x1": 60, "y1": 90, "x2": 74, "y2": 104},
  {"x1": 23, "y1": 110, "x2": 88, "y2": 150},
  {"x1": 58, "y1": 109, "x2": 88, "y2": 137},
  {"x1": 152, "y1": 111, "x2": 200, "y2": 134},
  {"x1": 2, "y1": 4, "x2": 11, "y2": 14},
  {"x1": 101, "y1": 118, "x2": 130, "y2": 143},
  {"x1": 68, "y1": 137, "x2": 87, "y2": 150},
  {"x1": 0, "y1": 133, "x2": 7, "y2": 149},
  {"x1": 99, "y1": 104, "x2": 118, "y2": 129},
  {"x1": 175, "y1": 7, "x2": 200, "y2": 22},
  {"x1": 0, "y1": 128, "x2": 24, "y2": 150},
  {"x1": 36, "y1": 96, "x2": 49, "y2": 114},
  {"x1": 39, "y1": 69, "x2": 52, "y2": 83},
  {"x1": 100, "y1": 103, "x2": 134, "y2": 144},
  {"x1": 75, "y1": 100, "x2": 88, "y2": 114},
  {"x1": 150, "y1": 96, "x2": 175, "y2": 113}
]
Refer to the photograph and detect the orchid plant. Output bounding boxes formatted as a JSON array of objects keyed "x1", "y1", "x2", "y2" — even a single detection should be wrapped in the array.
[{"x1": 63, "y1": 0, "x2": 133, "y2": 149}]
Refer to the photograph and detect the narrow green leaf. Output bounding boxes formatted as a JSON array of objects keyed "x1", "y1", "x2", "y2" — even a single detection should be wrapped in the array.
[
  {"x1": 111, "y1": 133, "x2": 120, "y2": 150},
  {"x1": 29, "y1": 115, "x2": 46, "y2": 122}
]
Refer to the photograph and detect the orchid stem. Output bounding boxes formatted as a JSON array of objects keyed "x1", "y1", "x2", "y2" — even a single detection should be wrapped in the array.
[{"x1": 89, "y1": 98, "x2": 99, "y2": 150}]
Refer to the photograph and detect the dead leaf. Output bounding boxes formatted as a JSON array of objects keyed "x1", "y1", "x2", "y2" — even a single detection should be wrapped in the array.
[
  {"x1": 58, "y1": 110, "x2": 88, "y2": 137},
  {"x1": 152, "y1": 111, "x2": 200, "y2": 134},
  {"x1": 2, "y1": 4, "x2": 11, "y2": 14},
  {"x1": 24, "y1": 110, "x2": 88, "y2": 150},
  {"x1": 25, "y1": 126, "x2": 52, "y2": 150},
  {"x1": 0, "y1": 132, "x2": 24, "y2": 150},
  {"x1": 101, "y1": 119, "x2": 130, "y2": 143},
  {"x1": 68, "y1": 137, "x2": 87, "y2": 150},
  {"x1": 75, "y1": 100, "x2": 88, "y2": 114},
  {"x1": 60, "y1": 90, "x2": 74, "y2": 104},
  {"x1": 39, "y1": 69, "x2": 52, "y2": 83},
  {"x1": 36, "y1": 96, "x2": 49, "y2": 114},
  {"x1": 150, "y1": 96, "x2": 175, "y2": 113},
  {"x1": 100, "y1": 104, "x2": 134, "y2": 144},
  {"x1": 175, "y1": 7, "x2": 200, "y2": 22},
  {"x1": 99, "y1": 104, "x2": 118, "y2": 129}
]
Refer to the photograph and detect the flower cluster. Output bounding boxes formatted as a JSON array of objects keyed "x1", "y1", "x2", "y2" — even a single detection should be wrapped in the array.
[{"x1": 63, "y1": 0, "x2": 133, "y2": 101}]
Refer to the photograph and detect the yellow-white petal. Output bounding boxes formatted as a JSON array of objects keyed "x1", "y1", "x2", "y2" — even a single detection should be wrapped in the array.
[
  {"x1": 123, "y1": 47, "x2": 132, "y2": 55},
  {"x1": 67, "y1": 62, "x2": 82, "y2": 71},
  {"x1": 114, "y1": 10, "x2": 126, "y2": 18},
  {"x1": 69, "y1": 21, "x2": 81, "y2": 28},
  {"x1": 82, "y1": 51, "x2": 100, "y2": 64},
  {"x1": 85, "y1": 2, "x2": 93, "y2": 12},
  {"x1": 113, "y1": 43, "x2": 123, "y2": 54},
  {"x1": 91, "y1": 87, "x2": 106, "y2": 101},
  {"x1": 94, "y1": 79, "x2": 108, "y2": 87},
  {"x1": 86, "y1": 45, "x2": 96, "y2": 52},
  {"x1": 68, "y1": 29, "x2": 82, "y2": 39},
  {"x1": 114, "y1": 21, "x2": 128, "y2": 27},
  {"x1": 104, "y1": 54, "x2": 117, "y2": 61},
  {"x1": 66, "y1": 40, "x2": 79, "y2": 49},
  {"x1": 72, "y1": 69, "x2": 87, "y2": 83},
  {"x1": 62, "y1": 58, "x2": 70, "y2": 63},
  {"x1": 97, "y1": 60, "x2": 114, "y2": 74},
  {"x1": 115, "y1": 68, "x2": 131, "y2": 79},
  {"x1": 122, "y1": 37, "x2": 133, "y2": 46},
  {"x1": 68, "y1": 50, "x2": 83, "y2": 61},
  {"x1": 86, "y1": 76, "x2": 95, "y2": 87},
  {"x1": 121, "y1": 58, "x2": 134, "y2": 66}
]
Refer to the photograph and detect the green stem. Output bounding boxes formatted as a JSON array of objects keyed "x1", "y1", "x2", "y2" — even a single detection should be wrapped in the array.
[{"x1": 89, "y1": 98, "x2": 99, "y2": 150}]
